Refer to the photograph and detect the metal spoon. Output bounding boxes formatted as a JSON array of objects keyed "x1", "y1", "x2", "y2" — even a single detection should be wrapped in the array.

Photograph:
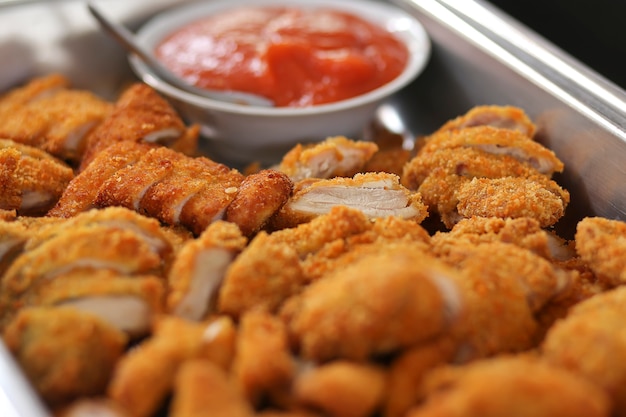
[{"x1": 87, "y1": 2, "x2": 274, "y2": 107}]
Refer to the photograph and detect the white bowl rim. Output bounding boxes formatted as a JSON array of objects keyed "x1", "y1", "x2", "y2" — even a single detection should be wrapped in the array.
[{"x1": 131, "y1": 0, "x2": 431, "y2": 117}]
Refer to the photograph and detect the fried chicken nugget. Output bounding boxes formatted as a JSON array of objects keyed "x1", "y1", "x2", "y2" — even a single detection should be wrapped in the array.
[
  {"x1": 383, "y1": 338, "x2": 457, "y2": 417},
  {"x1": 542, "y1": 285, "x2": 626, "y2": 416},
  {"x1": 48, "y1": 141, "x2": 154, "y2": 218},
  {"x1": 79, "y1": 83, "x2": 198, "y2": 171},
  {"x1": 434, "y1": 105, "x2": 536, "y2": 137},
  {"x1": 455, "y1": 175, "x2": 570, "y2": 228},
  {"x1": 575, "y1": 216, "x2": 626, "y2": 285},
  {"x1": 232, "y1": 310, "x2": 295, "y2": 408},
  {"x1": 0, "y1": 139, "x2": 74, "y2": 215},
  {"x1": 281, "y1": 247, "x2": 463, "y2": 362},
  {"x1": 431, "y1": 216, "x2": 573, "y2": 261},
  {"x1": 268, "y1": 205, "x2": 372, "y2": 258},
  {"x1": 170, "y1": 359, "x2": 255, "y2": 417},
  {"x1": 3, "y1": 306, "x2": 128, "y2": 407},
  {"x1": 293, "y1": 360, "x2": 387, "y2": 417},
  {"x1": 409, "y1": 355, "x2": 611, "y2": 417},
  {"x1": 225, "y1": 169, "x2": 293, "y2": 237},
  {"x1": 167, "y1": 221, "x2": 247, "y2": 321},
  {"x1": 217, "y1": 231, "x2": 305, "y2": 318},
  {"x1": 277, "y1": 136, "x2": 378, "y2": 182},
  {"x1": 107, "y1": 316, "x2": 212, "y2": 417},
  {"x1": 272, "y1": 172, "x2": 428, "y2": 229}
]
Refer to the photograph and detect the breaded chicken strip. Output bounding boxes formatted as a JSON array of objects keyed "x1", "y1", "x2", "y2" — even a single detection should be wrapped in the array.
[
  {"x1": 170, "y1": 359, "x2": 255, "y2": 417},
  {"x1": 409, "y1": 355, "x2": 610, "y2": 417},
  {"x1": 293, "y1": 360, "x2": 387, "y2": 417},
  {"x1": 79, "y1": 83, "x2": 198, "y2": 170},
  {"x1": 419, "y1": 126, "x2": 561, "y2": 175},
  {"x1": 225, "y1": 169, "x2": 293, "y2": 237},
  {"x1": 431, "y1": 216, "x2": 573, "y2": 261},
  {"x1": 277, "y1": 136, "x2": 378, "y2": 182},
  {"x1": 0, "y1": 220, "x2": 28, "y2": 277},
  {"x1": 167, "y1": 221, "x2": 247, "y2": 321},
  {"x1": 542, "y1": 285, "x2": 626, "y2": 416},
  {"x1": 48, "y1": 141, "x2": 153, "y2": 218},
  {"x1": 0, "y1": 139, "x2": 74, "y2": 215},
  {"x1": 15, "y1": 268, "x2": 165, "y2": 338},
  {"x1": 575, "y1": 217, "x2": 626, "y2": 285},
  {"x1": 217, "y1": 231, "x2": 305, "y2": 318},
  {"x1": 281, "y1": 248, "x2": 463, "y2": 362},
  {"x1": 233, "y1": 310, "x2": 295, "y2": 408},
  {"x1": 434, "y1": 105, "x2": 537, "y2": 137},
  {"x1": 3, "y1": 306, "x2": 127, "y2": 407},
  {"x1": 455, "y1": 175, "x2": 570, "y2": 228},
  {"x1": 268, "y1": 206, "x2": 372, "y2": 258},
  {"x1": 0, "y1": 75, "x2": 113, "y2": 163},
  {"x1": 272, "y1": 172, "x2": 428, "y2": 229},
  {"x1": 384, "y1": 338, "x2": 457, "y2": 417},
  {"x1": 301, "y1": 216, "x2": 431, "y2": 283},
  {"x1": 109, "y1": 315, "x2": 236, "y2": 417}
]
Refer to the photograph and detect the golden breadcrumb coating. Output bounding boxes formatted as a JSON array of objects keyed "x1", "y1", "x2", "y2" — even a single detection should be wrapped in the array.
[
  {"x1": 455, "y1": 175, "x2": 570, "y2": 228},
  {"x1": 167, "y1": 221, "x2": 247, "y2": 320},
  {"x1": 294, "y1": 361, "x2": 386, "y2": 417},
  {"x1": 282, "y1": 248, "x2": 463, "y2": 362},
  {"x1": 3, "y1": 306, "x2": 127, "y2": 407},
  {"x1": 434, "y1": 105, "x2": 537, "y2": 137},
  {"x1": 232, "y1": 310, "x2": 295, "y2": 407},
  {"x1": 225, "y1": 169, "x2": 293, "y2": 237},
  {"x1": 410, "y1": 355, "x2": 610, "y2": 417},
  {"x1": 170, "y1": 359, "x2": 255, "y2": 417},
  {"x1": 384, "y1": 338, "x2": 457, "y2": 417},
  {"x1": 217, "y1": 231, "x2": 305, "y2": 318},
  {"x1": 48, "y1": 141, "x2": 153, "y2": 218},
  {"x1": 575, "y1": 216, "x2": 626, "y2": 285},
  {"x1": 79, "y1": 83, "x2": 197, "y2": 170},
  {"x1": 278, "y1": 136, "x2": 378, "y2": 181},
  {"x1": 542, "y1": 285, "x2": 626, "y2": 416}
]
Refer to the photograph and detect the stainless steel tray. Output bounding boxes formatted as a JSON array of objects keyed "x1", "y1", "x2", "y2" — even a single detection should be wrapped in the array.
[{"x1": 1, "y1": 0, "x2": 625, "y2": 415}]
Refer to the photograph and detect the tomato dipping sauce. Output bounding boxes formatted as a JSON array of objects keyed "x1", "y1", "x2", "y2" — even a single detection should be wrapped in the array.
[{"x1": 155, "y1": 6, "x2": 409, "y2": 107}]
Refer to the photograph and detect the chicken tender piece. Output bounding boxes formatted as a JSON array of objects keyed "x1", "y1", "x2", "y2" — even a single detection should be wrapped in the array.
[
  {"x1": 79, "y1": 83, "x2": 198, "y2": 170},
  {"x1": 3, "y1": 306, "x2": 127, "y2": 407},
  {"x1": 15, "y1": 268, "x2": 165, "y2": 338},
  {"x1": 436, "y1": 240, "x2": 573, "y2": 313},
  {"x1": 272, "y1": 172, "x2": 428, "y2": 229},
  {"x1": 384, "y1": 338, "x2": 457, "y2": 417},
  {"x1": 48, "y1": 141, "x2": 153, "y2": 218},
  {"x1": 268, "y1": 205, "x2": 372, "y2": 258},
  {"x1": 301, "y1": 216, "x2": 431, "y2": 283},
  {"x1": 167, "y1": 221, "x2": 247, "y2": 321},
  {"x1": 0, "y1": 220, "x2": 28, "y2": 277},
  {"x1": 455, "y1": 175, "x2": 570, "y2": 228},
  {"x1": 170, "y1": 359, "x2": 255, "y2": 417},
  {"x1": 282, "y1": 248, "x2": 463, "y2": 362},
  {"x1": 0, "y1": 73, "x2": 68, "y2": 113},
  {"x1": 232, "y1": 310, "x2": 295, "y2": 407},
  {"x1": 108, "y1": 315, "x2": 235, "y2": 417},
  {"x1": 409, "y1": 356, "x2": 610, "y2": 417},
  {"x1": 218, "y1": 231, "x2": 305, "y2": 318},
  {"x1": 225, "y1": 169, "x2": 293, "y2": 236},
  {"x1": 434, "y1": 105, "x2": 537, "y2": 137},
  {"x1": 432, "y1": 216, "x2": 573, "y2": 262},
  {"x1": 293, "y1": 361, "x2": 387, "y2": 417},
  {"x1": 0, "y1": 139, "x2": 74, "y2": 215},
  {"x1": 401, "y1": 146, "x2": 542, "y2": 190},
  {"x1": 575, "y1": 216, "x2": 626, "y2": 285},
  {"x1": 542, "y1": 285, "x2": 626, "y2": 416},
  {"x1": 418, "y1": 126, "x2": 562, "y2": 175},
  {"x1": 277, "y1": 136, "x2": 378, "y2": 182}
]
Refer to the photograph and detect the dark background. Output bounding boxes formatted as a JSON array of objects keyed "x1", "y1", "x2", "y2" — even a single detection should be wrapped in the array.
[{"x1": 487, "y1": 0, "x2": 626, "y2": 91}]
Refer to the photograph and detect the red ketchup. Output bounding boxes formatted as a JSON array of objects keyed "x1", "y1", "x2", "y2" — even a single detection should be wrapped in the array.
[{"x1": 155, "y1": 6, "x2": 409, "y2": 107}]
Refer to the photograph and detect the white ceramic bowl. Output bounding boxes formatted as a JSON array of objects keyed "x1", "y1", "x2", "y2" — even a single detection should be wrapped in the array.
[{"x1": 130, "y1": 0, "x2": 430, "y2": 165}]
